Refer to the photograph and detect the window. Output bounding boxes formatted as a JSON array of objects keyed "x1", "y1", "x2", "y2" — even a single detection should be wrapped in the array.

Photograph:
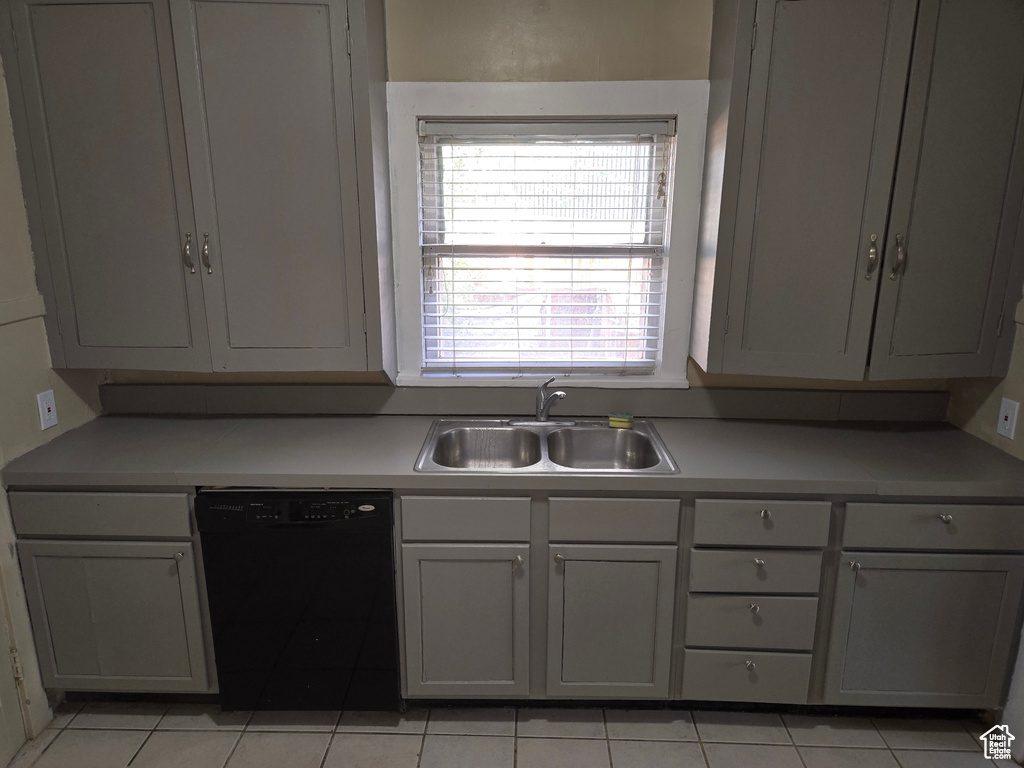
[
  {"x1": 418, "y1": 122, "x2": 676, "y2": 375},
  {"x1": 387, "y1": 81, "x2": 708, "y2": 386}
]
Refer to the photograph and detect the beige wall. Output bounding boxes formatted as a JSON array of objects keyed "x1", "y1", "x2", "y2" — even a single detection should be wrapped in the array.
[
  {"x1": 948, "y1": 307, "x2": 1024, "y2": 460},
  {"x1": 0, "y1": 59, "x2": 103, "y2": 737},
  {"x1": 385, "y1": 0, "x2": 713, "y2": 82}
]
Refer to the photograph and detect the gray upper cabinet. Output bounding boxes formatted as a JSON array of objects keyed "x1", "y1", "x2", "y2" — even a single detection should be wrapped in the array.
[
  {"x1": 691, "y1": 0, "x2": 1024, "y2": 380},
  {"x1": 0, "y1": 0, "x2": 395, "y2": 373},
  {"x1": 170, "y1": 0, "x2": 367, "y2": 371},
  {"x1": 5, "y1": 0, "x2": 210, "y2": 370},
  {"x1": 869, "y1": 0, "x2": 1024, "y2": 379},
  {"x1": 825, "y1": 551, "x2": 1024, "y2": 707}
]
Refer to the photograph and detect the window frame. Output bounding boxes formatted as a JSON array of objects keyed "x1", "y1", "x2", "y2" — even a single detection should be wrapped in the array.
[{"x1": 387, "y1": 81, "x2": 709, "y2": 387}]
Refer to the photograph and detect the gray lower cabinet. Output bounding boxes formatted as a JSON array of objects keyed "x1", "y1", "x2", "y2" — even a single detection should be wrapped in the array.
[
  {"x1": 18, "y1": 540, "x2": 209, "y2": 692},
  {"x1": 0, "y1": 0, "x2": 392, "y2": 373},
  {"x1": 691, "y1": 0, "x2": 1024, "y2": 380},
  {"x1": 547, "y1": 544, "x2": 676, "y2": 698},
  {"x1": 402, "y1": 543, "x2": 529, "y2": 697},
  {"x1": 825, "y1": 551, "x2": 1024, "y2": 707}
]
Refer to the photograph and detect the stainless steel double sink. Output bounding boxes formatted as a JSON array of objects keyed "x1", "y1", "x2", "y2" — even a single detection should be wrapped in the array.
[{"x1": 414, "y1": 419, "x2": 678, "y2": 473}]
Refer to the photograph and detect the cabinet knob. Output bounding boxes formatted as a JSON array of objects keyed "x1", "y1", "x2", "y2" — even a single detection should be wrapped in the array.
[
  {"x1": 173, "y1": 552, "x2": 184, "y2": 563},
  {"x1": 849, "y1": 561, "x2": 860, "y2": 572},
  {"x1": 939, "y1": 514, "x2": 953, "y2": 525},
  {"x1": 745, "y1": 660, "x2": 756, "y2": 671},
  {"x1": 760, "y1": 508, "x2": 771, "y2": 520},
  {"x1": 512, "y1": 555, "x2": 524, "y2": 569},
  {"x1": 553, "y1": 553, "x2": 565, "y2": 565},
  {"x1": 749, "y1": 603, "x2": 759, "y2": 614},
  {"x1": 753, "y1": 558, "x2": 765, "y2": 568}
]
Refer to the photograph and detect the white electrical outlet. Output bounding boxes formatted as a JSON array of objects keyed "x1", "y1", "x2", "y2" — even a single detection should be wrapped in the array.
[
  {"x1": 36, "y1": 390, "x2": 57, "y2": 431},
  {"x1": 997, "y1": 397, "x2": 1019, "y2": 440}
]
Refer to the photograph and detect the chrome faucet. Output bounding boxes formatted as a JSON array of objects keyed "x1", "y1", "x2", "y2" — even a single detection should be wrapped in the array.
[{"x1": 536, "y1": 377, "x2": 567, "y2": 422}]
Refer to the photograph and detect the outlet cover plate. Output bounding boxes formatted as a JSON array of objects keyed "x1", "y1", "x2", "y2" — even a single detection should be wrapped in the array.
[
  {"x1": 998, "y1": 397, "x2": 1019, "y2": 440},
  {"x1": 36, "y1": 390, "x2": 57, "y2": 431}
]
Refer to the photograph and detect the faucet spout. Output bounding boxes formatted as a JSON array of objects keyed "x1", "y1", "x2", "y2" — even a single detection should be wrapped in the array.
[{"x1": 539, "y1": 390, "x2": 566, "y2": 422}]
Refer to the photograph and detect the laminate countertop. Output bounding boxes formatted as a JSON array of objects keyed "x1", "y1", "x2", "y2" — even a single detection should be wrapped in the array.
[{"x1": 4, "y1": 416, "x2": 1024, "y2": 499}]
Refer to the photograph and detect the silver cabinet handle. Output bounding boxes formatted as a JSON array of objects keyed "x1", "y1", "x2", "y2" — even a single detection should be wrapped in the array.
[
  {"x1": 889, "y1": 233, "x2": 906, "y2": 280},
  {"x1": 939, "y1": 514, "x2": 953, "y2": 525},
  {"x1": 760, "y1": 508, "x2": 771, "y2": 520},
  {"x1": 745, "y1": 660, "x2": 756, "y2": 671},
  {"x1": 754, "y1": 558, "x2": 765, "y2": 568},
  {"x1": 554, "y1": 553, "x2": 565, "y2": 565},
  {"x1": 865, "y1": 233, "x2": 878, "y2": 279},
  {"x1": 749, "y1": 603, "x2": 760, "y2": 614},
  {"x1": 173, "y1": 552, "x2": 184, "y2": 563},
  {"x1": 200, "y1": 233, "x2": 213, "y2": 275},
  {"x1": 850, "y1": 561, "x2": 860, "y2": 572},
  {"x1": 513, "y1": 555, "x2": 524, "y2": 569},
  {"x1": 183, "y1": 232, "x2": 195, "y2": 274}
]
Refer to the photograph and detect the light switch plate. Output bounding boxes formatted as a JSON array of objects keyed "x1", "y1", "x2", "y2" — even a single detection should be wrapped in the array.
[
  {"x1": 997, "y1": 397, "x2": 1019, "y2": 440},
  {"x1": 36, "y1": 390, "x2": 57, "y2": 431}
]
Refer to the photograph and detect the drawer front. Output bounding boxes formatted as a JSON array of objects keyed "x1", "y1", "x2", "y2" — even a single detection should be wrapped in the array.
[
  {"x1": 549, "y1": 498, "x2": 680, "y2": 543},
  {"x1": 9, "y1": 492, "x2": 191, "y2": 539},
  {"x1": 684, "y1": 595, "x2": 818, "y2": 651},
  {"x1": 844, "y1": 504, "x2": 1024, "y2": 552},
  {"x1": 694, "y1": 499, "x2": 830, "y2": 547},
  {"x1": 689, "y1": 549, "x2": 822, "y2": 594},
  {"x1": 401, "y1": 496, "x2": 530, "y2": 542},
  {"x1": 681, "y1": 649, "x2": 811, "y2": 704}
]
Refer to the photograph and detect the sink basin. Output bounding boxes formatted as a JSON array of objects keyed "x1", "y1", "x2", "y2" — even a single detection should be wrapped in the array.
[
  {"x1": 431, "y1": 427, "x2": 542, "y2": 469},
  {"x1": 415, "y1": 419, "x2": 677, "y2": 473},
  {"x1": 546, "y1": 427, "x2": 660, "y2": 470}
]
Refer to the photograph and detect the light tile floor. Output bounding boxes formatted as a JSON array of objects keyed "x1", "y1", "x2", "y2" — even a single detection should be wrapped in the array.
[{"x1": 7, "y1": 703, "x2": 1018, "y2": 768}]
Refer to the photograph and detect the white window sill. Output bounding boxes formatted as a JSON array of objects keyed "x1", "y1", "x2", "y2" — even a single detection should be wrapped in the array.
[{"x1": 395, "y1": 373, "x2": 690, "y2": 389}]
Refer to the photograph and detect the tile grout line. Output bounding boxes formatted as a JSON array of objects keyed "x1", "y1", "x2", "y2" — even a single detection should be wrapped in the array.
[
  {"x1": 603, "y1": 708, "x2": 613, "y2": 768},
  {"x1": 779, "y1": 713, "x2": 810, "y2": 768},
  {"x1": 415, "y1": 707, "x2": 431, "y2": 768},
  {"x1": 219, "y1": 729, "x2": 246, "y2": 768}
]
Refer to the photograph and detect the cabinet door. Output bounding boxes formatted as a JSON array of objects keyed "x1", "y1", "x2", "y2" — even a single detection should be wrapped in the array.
[
  {"x1": 721, "y1": 0, "x2": 916, "y2": 379},
  {"x1": 170, "y1": 0, "x2": 367, "y2": 371},
  {"x1": 547, "y1": 544, "x2": 677, "y2": 698},
  {"x1": 18, "y1": 540, "x2": 209, "y2": 692},
  {"x1": 870, "y1": 0, "x2": 1024, "y2": 379},
  {"x1": 825, "y1": 551, "x2": 1024, "y2": 707},
  {"x1": 402, "y1": 544, "x2": 529, "y2": 696},
  {"x1": 8, "y1": 0, "x2": 210, "y2": 370}
]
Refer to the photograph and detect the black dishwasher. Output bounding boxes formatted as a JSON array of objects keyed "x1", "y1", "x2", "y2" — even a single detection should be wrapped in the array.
[{"x1": 195, "y1": 490, "x2": 400, "y2": 711}]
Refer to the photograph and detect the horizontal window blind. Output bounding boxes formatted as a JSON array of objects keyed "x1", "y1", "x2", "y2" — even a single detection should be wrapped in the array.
[{"x1": 419, "y1": 122, "x2": 676, "y2": 376}]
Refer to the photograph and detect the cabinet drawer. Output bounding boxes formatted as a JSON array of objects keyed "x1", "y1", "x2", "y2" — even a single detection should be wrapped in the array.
[
  {"x1": 10, "y1": 492, "x2": 191, "y2": 539},
  {"x1": 681, "y1": 649, "x2": 811, "y2": 704},
  {"x1": 694, "y1": 500, "x2": 830, "y2": 547},
  {"x1": 689, "y1": 549, "x2": 822, "y2": 594},
  {"x1": 549, "y1": 498, "x2": 679, "y2": 543},
  {"x1": 844, "y1": 504, "x2": 1024, "y2": 552},
  {"x1": 685, "y1": 595, "x2": 818, "y2": 651},
  {"x1": 401, "y1": 496, "x2": 530, "y2": 542}
]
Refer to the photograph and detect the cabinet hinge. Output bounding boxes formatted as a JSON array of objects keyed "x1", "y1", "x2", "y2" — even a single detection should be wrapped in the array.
[
  {"x1": 997, "y1": 312, "x2": 1006, "y2": 337},
  {"x1": 9, "y1": 650, "x2": 23, "y2": 683},
  {"x1": 724, "y1": 314, "x2": 730, "y2": 335}
]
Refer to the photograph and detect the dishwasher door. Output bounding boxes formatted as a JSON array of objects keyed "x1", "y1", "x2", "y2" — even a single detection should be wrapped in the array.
[{"x1": 196, "y1": 491, "x2": 400, "y2": 711}]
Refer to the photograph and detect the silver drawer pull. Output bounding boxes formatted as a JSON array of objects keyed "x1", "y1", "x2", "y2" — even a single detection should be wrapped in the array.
[
  {"x1": 889, "y1": 233, "x2": 906, "y2": 280},
  {"x1": 865, "y1": 233, "x2": 878, "y2": 279},
  {"x1": 553, "y1": 553, "x2": 565, "y2": 565},
  {"x1": 745, "y1": 660, "x2": 756, "y2": 671},
  {"x1": 850, "y1": 561, "x2": 860, "y2": 572},
  {"x1": 512, "y1": 555, "x2": 524, "y2": 569},
  {"x1": 939, "y1": 514, "x2": 953, "y2": 525},
  {"x1": 173, "y1": 552, "x2": 184, "y2": 563},
  {"x1": 200, "y1": 233, "x2": 213, "y2": 275},
  {"x1": 749, "y1": 603, "x2": 759, "y2": 614},
  {"x1": 754, "y1": 558, "x2": 765, "y2": 568},
  {"x1": 760, "y1": 508, "x2": 771, "y2": 520}
]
